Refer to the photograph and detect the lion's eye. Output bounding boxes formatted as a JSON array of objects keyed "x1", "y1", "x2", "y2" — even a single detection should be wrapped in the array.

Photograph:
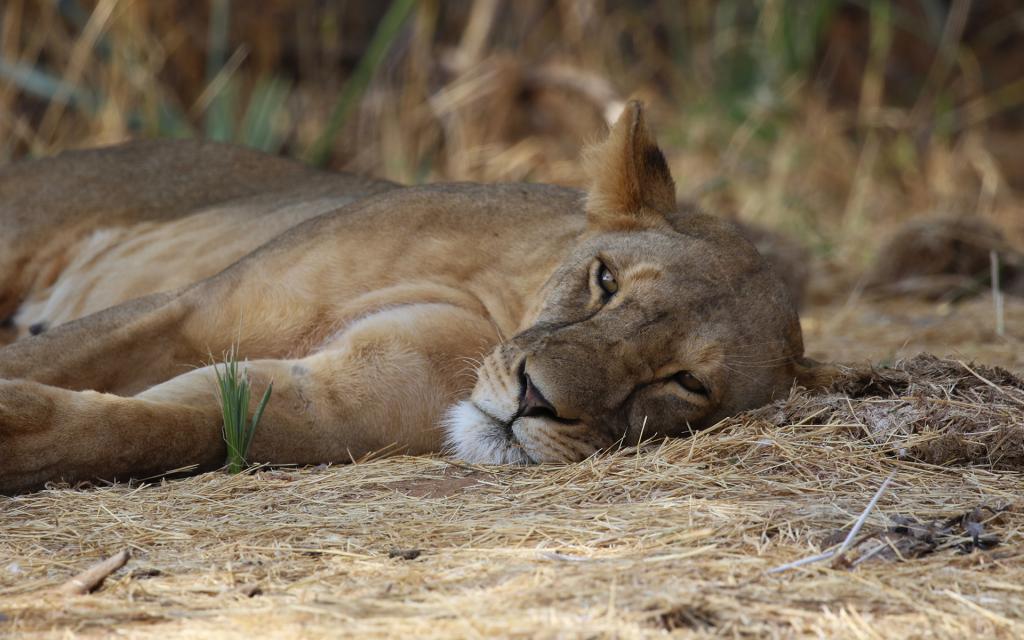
[
  {"x1": 597, "y1": 263, "x2": 618, "y2": 296},
  {"x1": 675, "y1": 371, "x2": 708, "y2": 395}
]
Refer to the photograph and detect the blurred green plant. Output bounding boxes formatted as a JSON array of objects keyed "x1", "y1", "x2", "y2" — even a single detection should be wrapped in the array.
[
  {"x1": 204, "y1": 0, "x2": 232, "y2": 141},
  {"x1": 0, "y1": 59, "x2": 96, "y2": 111},
  {"x1": 306, "y1": 0, "x2": 416, "y2": 166}
]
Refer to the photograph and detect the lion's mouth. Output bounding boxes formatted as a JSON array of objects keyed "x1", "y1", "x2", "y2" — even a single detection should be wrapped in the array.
[
  {"x1": 479, "y1": 400, "x2": 597, "y2": 465},
  {"x1": 469, "y1": 402, "x2": 515, "y2": 436},
  {"x1": 443, "y1": 400, "x2": 535, "y2": 464},
  {"x1": 444, "y1": 356, "x2": 589, "y2": 465},
  {"x1": 469, "y1": 402, "x2": 542, "y2": 463},
  {"x1": 445, "y1": 396, "x2": 604, "y2": 465}
]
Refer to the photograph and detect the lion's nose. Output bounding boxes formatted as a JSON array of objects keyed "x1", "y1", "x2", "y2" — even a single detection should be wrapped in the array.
[{"x1": 518, "y1": 366, "x2": 559, "y2": 420}]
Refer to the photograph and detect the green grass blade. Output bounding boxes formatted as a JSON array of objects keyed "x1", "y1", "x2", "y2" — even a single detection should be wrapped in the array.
[
  {"x1": 245, "y1": 382, "x2": 273, "y2": 454},
  {"x1": 305, "y1": 0, "x2": 416, "y2": 166},
  {"x1": 240, "y1": 76, "x2": 292, "y2": 152},
  {"x1": 204, "y1": 0, "x2": 234, "y2": 141},
  {"x1": 214, "y1": 348, "x2": 271, "y2": 474},
  {"x1": 0, "y1": 58, "x2": 96, "y2": 112}
]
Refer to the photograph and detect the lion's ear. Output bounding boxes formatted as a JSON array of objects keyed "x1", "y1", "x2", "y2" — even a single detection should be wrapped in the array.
[
  {"x1": 582, "y1": 100, "x2": 676, "y2": 230},
  {"x1": 792, "y1": 357, "x2": 845, "y2": 391}
]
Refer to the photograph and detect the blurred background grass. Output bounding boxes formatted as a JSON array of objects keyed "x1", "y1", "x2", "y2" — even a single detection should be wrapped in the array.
[{"x1": 1, "y1": 0, "x2": 1022, "y2": 274}]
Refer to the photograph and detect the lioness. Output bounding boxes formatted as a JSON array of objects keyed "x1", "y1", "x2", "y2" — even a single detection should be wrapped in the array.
[{"x1": 0, "y1": 103, "x2": 823, "y2": 494}]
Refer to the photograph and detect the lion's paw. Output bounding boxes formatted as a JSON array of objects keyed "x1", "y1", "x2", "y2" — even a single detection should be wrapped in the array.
[{"x1": 0, "y1": 379, "x2": 64, "y2": 493}]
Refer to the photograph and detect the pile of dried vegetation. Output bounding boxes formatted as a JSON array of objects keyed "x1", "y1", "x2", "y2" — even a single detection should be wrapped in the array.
[
  {"x1": 763, "y1": 354, "x2": 1024, "y2": 469},
  {"x1": 2, "y1": 355, "x2": 1021, "y2": 637}
]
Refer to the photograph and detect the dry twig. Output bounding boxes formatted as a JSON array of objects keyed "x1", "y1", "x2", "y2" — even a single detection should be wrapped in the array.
[{"x1": 54, "y1": 550, "x2": 130, "y2": 596}]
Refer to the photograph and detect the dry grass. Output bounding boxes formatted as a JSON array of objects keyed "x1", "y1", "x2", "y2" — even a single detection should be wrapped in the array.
[
  {"x1": 1, "y1": 356, "x2": 1022, "y2": 637},
  {"x1": 3, "y1": 1, "x2": 1024, "y2": 270}
]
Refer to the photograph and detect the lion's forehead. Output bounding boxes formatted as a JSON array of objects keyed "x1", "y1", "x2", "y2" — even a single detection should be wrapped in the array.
[{"x1": 578, "y1": 227, "x2": 768, "y2": 285}]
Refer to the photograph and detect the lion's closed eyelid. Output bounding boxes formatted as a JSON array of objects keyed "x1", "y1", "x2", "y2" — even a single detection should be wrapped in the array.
[
  {"x1": 649, "y1": 368, "x2": 716, "y2": 402},
  {"x1": 674, "y1": 371, "x2": 709, "y2": 395}
]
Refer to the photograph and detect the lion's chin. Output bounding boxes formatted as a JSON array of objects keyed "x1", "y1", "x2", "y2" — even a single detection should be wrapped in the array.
[{"x1": 443, "y1": 401, "x2": 534, "y2": 465}]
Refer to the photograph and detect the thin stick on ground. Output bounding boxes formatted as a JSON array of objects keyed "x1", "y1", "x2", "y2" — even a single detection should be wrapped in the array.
[
  {"x1": 766, "y1": 550, "x2": 836, "y2": 574},
  {"x1": 830, "y1": 471, "x2": 896, "y2": 567},
  {"x1": 991, "y1": 250, "x2": 1005, "y2": 337},
  {"x1": 55, "y1": 550, "x2": 130, "y2": 596},
  {"x1": 767, "y1": 471, "x2": 895, "y2": 574}
]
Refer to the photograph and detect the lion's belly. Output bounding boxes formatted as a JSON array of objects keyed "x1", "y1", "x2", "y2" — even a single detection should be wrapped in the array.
[{"x1": 12, "y1": 197, "x2": 348, "y2": 340}]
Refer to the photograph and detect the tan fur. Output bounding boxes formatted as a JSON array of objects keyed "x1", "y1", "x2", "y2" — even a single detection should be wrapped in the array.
[
  {"x1": 0, "y1": 103, "x2": 823, "y2": 493},
  {"x1": 0, "y1": 140, "x2": 396, "y2": 342}
]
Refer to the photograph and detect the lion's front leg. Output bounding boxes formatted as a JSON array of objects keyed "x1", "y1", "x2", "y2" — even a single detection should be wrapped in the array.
[
  {"x1": 1, "y1": 303, "x2": 497, "y2": 494},
  {"x1": 0, "y1": 271, "x2": 280, "y2": 395},
  {"x1": 243, "y1": 303, "x2": 499, "y2": 464},
  {"x1": 0, "y1": 267, "x2": 276, "y2": 395},
  {"x1": 0, "y1": 378, "x2": 224, "y2": 494},
  {"x1": 0, "y1": 289, "x2": 203, "y2": 395}
]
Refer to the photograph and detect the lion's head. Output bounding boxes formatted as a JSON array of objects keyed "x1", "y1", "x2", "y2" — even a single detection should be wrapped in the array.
[{"x1": 446, "y1": 102, "x2": 818, "y2": 464}]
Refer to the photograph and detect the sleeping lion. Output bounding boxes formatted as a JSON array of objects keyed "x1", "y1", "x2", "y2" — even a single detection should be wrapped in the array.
[{"x1": 0, "y1": 102, "x2": 827, "y2": 493}]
